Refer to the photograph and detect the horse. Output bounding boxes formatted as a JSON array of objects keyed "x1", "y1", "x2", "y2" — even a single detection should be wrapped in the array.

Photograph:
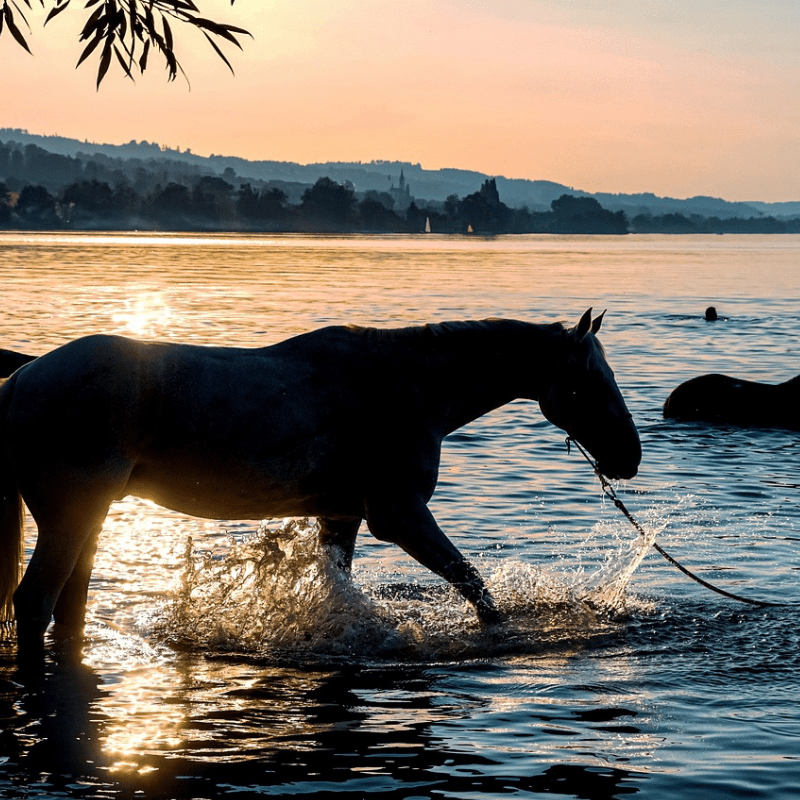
[
  {"x1": 664, "y1": 373, "x2": 800, "y2": 430},
  {"x1": 0, "y1": 348, "x2": 35, "y2": 378},
  {"x1": 0, "y1": 309, "x2": 641, "y2": 659}
]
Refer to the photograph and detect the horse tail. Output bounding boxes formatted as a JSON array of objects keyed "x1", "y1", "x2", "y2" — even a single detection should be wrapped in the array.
[{"x1": 0, "y1": 384, "x2": 23, "y2": 627}]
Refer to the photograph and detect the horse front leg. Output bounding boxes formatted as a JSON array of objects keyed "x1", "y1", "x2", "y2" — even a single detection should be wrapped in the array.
[
  {"x1": 318, "y1": 517, "x2": 361, "y2": 571},
  {"x1": 364, "y1": 496, "x2": 502, "y2": 625}
]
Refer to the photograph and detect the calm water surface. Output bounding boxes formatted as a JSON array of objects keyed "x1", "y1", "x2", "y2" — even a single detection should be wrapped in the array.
[{"x1": 0, "y1": 232, "x2": 799, "y2": 799}]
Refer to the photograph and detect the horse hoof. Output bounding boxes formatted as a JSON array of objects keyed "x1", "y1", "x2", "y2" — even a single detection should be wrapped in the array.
[
  {"x1": 15, "y1": 637, "x2": 46, "y2": 672},
  {"x1": 476, "y1": 600, "x2": 505, "y2": 626}
]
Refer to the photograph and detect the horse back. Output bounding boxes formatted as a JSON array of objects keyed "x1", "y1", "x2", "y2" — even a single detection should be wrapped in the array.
[
  {"x1": 3, "y1": 331, "x2": 396, "y2": 446},
  {"x1": 0, "y1": 331, "x2": 441, "y2": 519}
]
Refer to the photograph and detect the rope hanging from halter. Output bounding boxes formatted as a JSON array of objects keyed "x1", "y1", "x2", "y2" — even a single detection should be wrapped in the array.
[{"x1": 565, "y1": 437, "x2": 783, "y2": 608}]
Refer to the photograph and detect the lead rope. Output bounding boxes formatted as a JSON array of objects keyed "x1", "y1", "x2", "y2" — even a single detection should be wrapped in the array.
[{"x1": 565, "y1": 437, "x2": 783, "y2": 608}]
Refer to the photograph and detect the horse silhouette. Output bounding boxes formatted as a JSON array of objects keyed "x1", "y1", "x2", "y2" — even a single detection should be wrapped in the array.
[
  {"x1": 0, "y1": 348, "x2": 35, "y2": 378},
  {"x1": 0, "y1": 310, "x2": 640, "y2": 659},
  {"x1": 664, "y1": 373, "x2": 800, "y2": 430}
]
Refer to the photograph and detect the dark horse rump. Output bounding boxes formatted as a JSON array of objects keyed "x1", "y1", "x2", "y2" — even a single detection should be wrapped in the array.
[
  {"x1": 664, "y1": 373, "x2": 800, "y2": 431},
  {"x1": 0, "y1": 310, "x2": 640, "y2": 660}
]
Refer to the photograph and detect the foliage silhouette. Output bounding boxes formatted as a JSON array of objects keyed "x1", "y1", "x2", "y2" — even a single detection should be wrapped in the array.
[
  {"x1": 14, "y1": 183, "x2": 59, "y2": 228},
  {"x1": 237, "y1": 184, "x2": 288, "y2": 225},
  {"x1": 458, "y1": 178, "x2": 512, "y2": 233},
  {"x1": 2, "y1": 158, "x2": 799, "y2": 234},
  {"x1": 299, "y1": 177, "x2": 356, "y2": 230},
  {"x1": 550, "y1": 194, "x2": 628, "y2": 234},
  {"x1": 0, "y1": 0, "x2": 250, "y2": 86}
]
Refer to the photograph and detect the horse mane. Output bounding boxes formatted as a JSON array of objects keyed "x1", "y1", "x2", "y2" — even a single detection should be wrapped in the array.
[{"x1": 346, "y1": 318, "x2": 567, "y2": 345}]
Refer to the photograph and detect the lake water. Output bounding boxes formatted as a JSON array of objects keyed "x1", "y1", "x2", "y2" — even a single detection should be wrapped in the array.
[{"x1": 0, "y1": 232, "x2": 799, "y2": 799}]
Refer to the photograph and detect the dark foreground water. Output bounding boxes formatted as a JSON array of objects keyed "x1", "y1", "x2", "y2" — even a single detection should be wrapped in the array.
[{"x1": 0, "y1": 233, "x2": 799, "y2": 799}]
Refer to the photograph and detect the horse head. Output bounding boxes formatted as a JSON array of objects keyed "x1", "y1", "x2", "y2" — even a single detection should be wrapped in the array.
[{"x1": 538, "y1": 309, "x2": 641, "y2": 480}]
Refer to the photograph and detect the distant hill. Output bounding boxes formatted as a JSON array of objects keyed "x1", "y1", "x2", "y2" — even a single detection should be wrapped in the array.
[
  {"x1": 0, "y1": 129, "x2": 577, "y2": 211},
  {"x1": 1, "y1": 128, "x2": 798, "y2": 218}
]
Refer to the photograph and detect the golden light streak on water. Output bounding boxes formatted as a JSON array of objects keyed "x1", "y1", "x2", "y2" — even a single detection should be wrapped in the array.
[{"x1": 109, "y1": 290, "x2": 174, "y2": 338}]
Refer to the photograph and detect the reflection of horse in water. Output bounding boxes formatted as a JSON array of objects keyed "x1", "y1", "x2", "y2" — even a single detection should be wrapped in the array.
[
  {"x1": 664, "y1": 373, "x2": 800, "y2": 430},
  {"x1": 0, "y1": 310, "x2": 640, "y2": 659}
]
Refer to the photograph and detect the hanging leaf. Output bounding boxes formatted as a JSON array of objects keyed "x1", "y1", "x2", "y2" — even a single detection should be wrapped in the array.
[
  {"x1": 79, "y1": 4, "x2": 106, "y2": 40},
  {"x1": 162, "y1": 15, "x2": 172, "y2": 51},
  {"x1": 3, "y1": 4, "x2": 32, "y2": 54},
  {"x1": 96, "y1": 38, "x2": 113, "y2": 88},
  {"x1": 191, "y1": 17, "x2": 249, "y2": 47},
  {"x1": 76, "y1": 29, "x2": 104, "y2": 67},
  {"x1": 201, "y1": 29, "x2": 233, "y2": 74},
  {"x1": 113, "y1": 43, "x2": 133, "y2": 80},
  {"x1": 45, "y1": 1, "x2": 70, "y2": 25},
  {"x1": 138, "y1": 38, "x2": 150, "y2": 71}
]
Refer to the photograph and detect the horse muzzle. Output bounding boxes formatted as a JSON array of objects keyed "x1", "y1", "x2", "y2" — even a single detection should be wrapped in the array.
[
  {"x1": 597, "y1": 456, "x2": 639, "y2": 481},
  {"x1": 596, "y1": 430, "x2": 642, "y2": 480},
  {"x1": 572, "y1": 422, "x2": 641, "y2": 481}
]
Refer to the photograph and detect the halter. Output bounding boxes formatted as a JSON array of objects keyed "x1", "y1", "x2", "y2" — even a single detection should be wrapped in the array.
[{"x1": 565, "y1": 437, "x2": 785, "y2": 608}]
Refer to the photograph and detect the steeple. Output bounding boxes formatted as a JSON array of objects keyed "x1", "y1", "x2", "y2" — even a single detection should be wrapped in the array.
[{"x1": 389, "y1": 168, "x2": 413, "y2": 211}]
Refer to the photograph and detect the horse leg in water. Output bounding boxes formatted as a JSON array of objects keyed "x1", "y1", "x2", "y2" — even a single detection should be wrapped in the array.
[
  {"x1": 318, "y1": 517, "x2": 361, "y2": 571},
  {"x1": 364, "y1": 494, "x2": 501, "y2": 624},
  {"x1": 53, "y1": 528, "x2": 101, "y2": 631},
  {"x1": 13, "y1": 489, "x2": 115, "y2": 657}
]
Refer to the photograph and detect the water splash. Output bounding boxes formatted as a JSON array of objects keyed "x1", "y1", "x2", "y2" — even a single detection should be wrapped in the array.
[
  {"x1": 577, "y1": 507, "x2": 668, "y2": 609},
  {"x1": 156, "y1": 514, "x2": 663, "y2": 662},
  {"x1": 158, "y1": 519, "x2": 402, "y2": 657}
]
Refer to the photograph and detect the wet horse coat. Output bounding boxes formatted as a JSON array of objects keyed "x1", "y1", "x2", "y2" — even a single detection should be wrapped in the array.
[{"x1": 0, "y1": 311, "x2": 640, "y2": 657}]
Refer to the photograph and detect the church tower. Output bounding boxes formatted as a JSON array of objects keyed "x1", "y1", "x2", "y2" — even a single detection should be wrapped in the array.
[{"x1": 389, "y1": 168, "x2": 413, "y2": 211}]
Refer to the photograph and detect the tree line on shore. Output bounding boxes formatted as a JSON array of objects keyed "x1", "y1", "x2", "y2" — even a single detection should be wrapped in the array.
[
  {"x1": 0, "y1": 175, "x2": 633, "y2": 234},
  {"x1": 4, "y1": 138, "x2": 800, "y2": 235},
  {"x1": 2, "y1": 171, "x2": 799, "y2": 236}
]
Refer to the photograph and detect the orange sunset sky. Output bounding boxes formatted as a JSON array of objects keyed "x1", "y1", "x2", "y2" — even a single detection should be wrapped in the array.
[{"x1": 2, "y1": 0, "x2": 799, "y2": 202}]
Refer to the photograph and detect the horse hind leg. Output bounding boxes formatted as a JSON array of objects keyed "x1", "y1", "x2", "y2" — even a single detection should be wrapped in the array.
[
  {"x1": 53, "y1": 525, "x2": 101, "y2": 633},
  {"x1": 13, "y1": 497, "x2": 112, "y2": 657},
  {"x1": 318, "y1": 517, "x2": 361, "y2": 571}
]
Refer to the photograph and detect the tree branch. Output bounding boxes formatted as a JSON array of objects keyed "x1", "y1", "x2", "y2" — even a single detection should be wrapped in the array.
[{"x1": 0, "y1": 0, "x2": 250, "y2": 85}]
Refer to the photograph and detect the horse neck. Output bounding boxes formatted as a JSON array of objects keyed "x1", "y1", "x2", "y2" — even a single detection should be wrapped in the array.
[{"x1": 413, "y1": 320, "x2": 563, "y2": 435}]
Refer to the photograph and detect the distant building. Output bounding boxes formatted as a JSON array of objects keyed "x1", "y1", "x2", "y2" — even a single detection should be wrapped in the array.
[{"x1": 388, "y1": 169, "x2": 413, "y2": 212}]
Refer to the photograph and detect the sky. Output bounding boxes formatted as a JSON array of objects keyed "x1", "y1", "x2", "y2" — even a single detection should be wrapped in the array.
[{"x1": 2, "y1": 0, "x2": 799, "y2": 202}]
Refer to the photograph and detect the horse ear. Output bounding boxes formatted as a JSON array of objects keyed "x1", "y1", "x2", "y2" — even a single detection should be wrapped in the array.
[
  {"x1": 576, "y1": 308, "x2": 592, "y2": 338},
  {"x1": 591, "y1": 309, "x2": 606, "y2": 334}
]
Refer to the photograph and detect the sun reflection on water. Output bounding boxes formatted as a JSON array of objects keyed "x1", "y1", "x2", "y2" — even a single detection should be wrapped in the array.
[
  {"x1": 92, "y1": 652, "x2": 186, "y2": 776},
  {"x1": 110, "y1": 290, "x2": 174, "y2": 338}
]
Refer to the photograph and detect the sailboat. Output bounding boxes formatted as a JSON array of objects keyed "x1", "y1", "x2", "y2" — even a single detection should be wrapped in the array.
[{"x1": 425, "y1": 217, "x2": 431, "y2": 233}]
